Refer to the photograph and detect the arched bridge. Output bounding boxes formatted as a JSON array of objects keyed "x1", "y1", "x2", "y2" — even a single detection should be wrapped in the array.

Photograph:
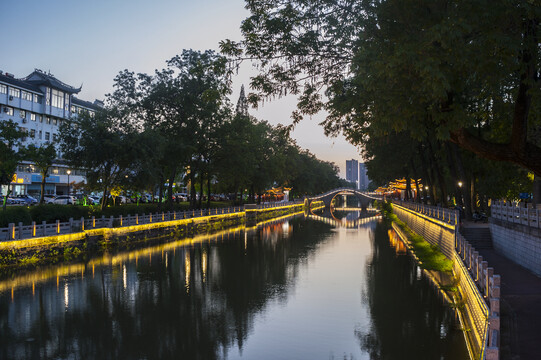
[{"x1": 307, "y1": 188, "x2": 382, "y2": 210}]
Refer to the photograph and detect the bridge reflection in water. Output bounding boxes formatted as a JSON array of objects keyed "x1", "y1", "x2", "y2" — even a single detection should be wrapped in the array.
[{"x1": 307, "y1": 206, "x2": 380, "y2": 228}]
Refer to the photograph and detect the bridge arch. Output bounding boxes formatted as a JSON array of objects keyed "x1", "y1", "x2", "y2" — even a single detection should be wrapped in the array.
[{"x1": 307, "y1": 188, "x2": 381, "y2": 210}]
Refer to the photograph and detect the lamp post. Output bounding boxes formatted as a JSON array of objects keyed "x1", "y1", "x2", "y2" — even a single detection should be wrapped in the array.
[{"x1": 67, "y1": 169, "x2": 71, "y2": 197}]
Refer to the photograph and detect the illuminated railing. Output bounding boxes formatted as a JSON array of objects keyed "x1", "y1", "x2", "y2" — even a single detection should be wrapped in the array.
[
  {"x1": 391, "y1": 200, "x2": 459, "y2": 225},
  {"x1": 0, "y1": 201, "x2": 304, "y2": 241},
  {"x1": 308, "y1": 188, "x2": 382, "y2": 201},
  {"x1": 491, "y1": 200, "x2": 540, "y2": 228},
  {"x1": 392, "y1": 201, "x2": 499, "y2": 359}
]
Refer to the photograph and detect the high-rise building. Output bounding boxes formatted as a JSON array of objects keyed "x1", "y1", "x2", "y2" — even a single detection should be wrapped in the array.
[
  {"x1": 359, "y1": 162, "x2": 370, "y2": 190},
  {"x1": 345, "y1": 159, "x2": 359, "y2": 187},
  {"x1": 0, "y1": 69, "x2": 102, "y2": 196}
]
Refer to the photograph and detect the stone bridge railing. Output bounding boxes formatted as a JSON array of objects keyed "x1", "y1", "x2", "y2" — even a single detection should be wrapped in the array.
[{"x1": 491, "y1": 200, "x2": 540, "y2": 228}]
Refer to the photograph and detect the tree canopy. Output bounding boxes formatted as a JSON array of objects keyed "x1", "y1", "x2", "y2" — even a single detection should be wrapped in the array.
[{"x1": 222, "y1": 0, "x2": 541, "y2": 175}]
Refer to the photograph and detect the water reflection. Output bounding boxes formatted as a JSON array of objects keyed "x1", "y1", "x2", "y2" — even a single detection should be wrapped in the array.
[
  {"x1": 0, "y1": 214, "x2": 467, "y2": 359},
  {"x1": 357, "y1": 222, "x2": 468, "y2": 359}
]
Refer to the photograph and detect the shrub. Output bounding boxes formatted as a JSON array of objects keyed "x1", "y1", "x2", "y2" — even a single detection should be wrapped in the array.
[{"x1": 0, "y1": 207, "x2": 33, "y2": 227}]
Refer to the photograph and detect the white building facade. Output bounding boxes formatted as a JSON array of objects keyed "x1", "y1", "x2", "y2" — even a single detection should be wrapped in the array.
[{"x1": 0, "y1": 69, "x2": 102, "y2": 197}]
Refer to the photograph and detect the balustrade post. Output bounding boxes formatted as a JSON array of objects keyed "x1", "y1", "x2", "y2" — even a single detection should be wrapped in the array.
[
  {"x1": 465, "y1": 243, "x2": 470, "y2": 268},
  {"x1": 120, "y1": 215, "x2": 123, "y2": 227},
  {"x1": 480, "y1": 261, "x2": 488, "y2": 293},
  {"x1": 69, "y1": 218, "x2": 74, "y2": 233},
  {"x1": 92, "y1": 216, "x2": 95, "y2": 228},
  {"x1": 32, "y1": 221, "x2": 36, "y2": 237},
  {"x1": 8, "y1": 223, "x2": 15, "y2": 240},
  {"x1": 486, "y1": 267, "x2": 494, "y2": 298},
  {"x1": 476, "y1": 256, "x2": 483, "y2": 282},
  {"x1": 17, "y1": 222, "x2": 23, "y2": 239},
  {"x1": 56, "y1": 220, "x2": 61, "y2": 234},
  {"x1": 472, "y1": 251, "x2": 479, "y2": 277},
  {"x1": 101, "y1": 215, "x2": 105, "y2": 227},
  {"x1": 136, "y1": 213, "x2": 139, "y2": 225},
  {"x1": 81, "y1": 217, "x2": 85, "y2": 231},
  {"x1": 42, "y1": 221, "x2": 46, "y2": 236},
  {"x1": 162, "y1": 212, "x2": 165, "y2": 221}
]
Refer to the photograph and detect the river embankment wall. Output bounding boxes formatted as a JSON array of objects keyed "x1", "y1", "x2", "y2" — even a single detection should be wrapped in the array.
[
  {"x1": 0, "y1": 202, "x2": 305, "y2": 267},
  {"x1": 391, "y1": 201, "x2": 499, "y2": 360}
]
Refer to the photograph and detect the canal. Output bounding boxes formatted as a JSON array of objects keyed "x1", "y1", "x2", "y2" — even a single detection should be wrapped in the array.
[{"x1": 0, "y1": 212, "x2": 468, "y2": 359}]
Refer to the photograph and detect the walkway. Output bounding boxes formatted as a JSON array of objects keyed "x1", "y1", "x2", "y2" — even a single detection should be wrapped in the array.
[{"x1": 461, "y1": 221, "x2": 541, "y2": 359}]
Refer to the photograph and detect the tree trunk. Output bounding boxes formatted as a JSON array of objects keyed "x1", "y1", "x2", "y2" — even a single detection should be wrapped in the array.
[
  {"x1": 198, "y1": 172, "x2": 204, "y2": 209},
  {"x1": 40, "y1": 171, "x2": 46, "y2": 205},
  {"x1": 451, "y1": 143, "x2": 472, "y2": 220},
  {"x1": 427, "y1": 140, "x2": 447, "y2": 206},
  {"x1": 207, "y1": 173, "x2": 211, "y2": 210},
  {"x1": 101, "y1": 186, "x2": 108, "y2": 211},
  {"x1": 167, "y1": 167, "x2": 177, "y2": 211},
  {"x1": 445, "y1": 142, "x2": 462, "y2": 208},
  {"x1": 190, "y1": 170, "x2": 196, "y2": 208},
  {"x1": 405, "y1": 177, "x2": 411, "y2": 201},
  {"x1": 417, "y1": 144, "x2": 432, "y2": 204},
  {"x1": 533, "y1": 175, "x2": 541, "y2": 208},
  {"x1": 2, "y1": 184, "x2": 11, "y2": 211}
]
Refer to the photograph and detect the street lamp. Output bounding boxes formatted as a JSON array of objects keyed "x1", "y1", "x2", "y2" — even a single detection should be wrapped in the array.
[
  {"x1": 67, "y1": 169, "x2": 71, "y2": 197},
  {"x1": 458, "y1": 181, "x2": 463, "y2": 188}
]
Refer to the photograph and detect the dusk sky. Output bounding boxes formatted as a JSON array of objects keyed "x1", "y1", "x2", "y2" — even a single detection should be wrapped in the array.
[{"x1": 1, "y1": 0, "x2": 361, "y2": 176}]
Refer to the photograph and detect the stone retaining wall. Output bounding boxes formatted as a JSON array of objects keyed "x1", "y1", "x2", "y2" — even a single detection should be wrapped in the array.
[
  {"x1": 392, "y1": 204, "x2": 456, "y2": 259},
  {"x1": 490, "y1": 218, "x2": 541, "y2": 277}
]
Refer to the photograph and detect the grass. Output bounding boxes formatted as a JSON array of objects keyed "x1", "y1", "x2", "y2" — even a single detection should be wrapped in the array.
[{"x1": 379, "y1": 201, "x2": 453, "y2": 273}]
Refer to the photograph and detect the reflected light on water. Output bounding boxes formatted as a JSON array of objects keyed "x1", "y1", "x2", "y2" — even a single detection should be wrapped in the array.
[
  {"x1": 123, "y1": 264, "x2": 127, "y2": 290},
  {"x1": 64, "y1": 282, "x2": 69, "y2": 309},
  {"x1": 202, "y1": 250, "x2": 207, "y2": 283},
  {"x1": 185, "y1": 252, "x2": 191, "y2": 293}
]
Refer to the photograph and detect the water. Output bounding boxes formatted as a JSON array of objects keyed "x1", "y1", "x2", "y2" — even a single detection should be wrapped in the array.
[{"x1": 0, "y1": 212, "x2": 468, "y2": 359}]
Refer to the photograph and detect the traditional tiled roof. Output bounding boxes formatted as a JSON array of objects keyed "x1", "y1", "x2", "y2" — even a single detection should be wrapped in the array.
[
  {"x1": 0, "y1": 73, "x2": 43, "y2": 93},
  {"x1": 22, "y1": 69, "x2": 82, "y2": 94},
  {"x1": 72, "y1": 96, "x2": 102, "y2": 111}
]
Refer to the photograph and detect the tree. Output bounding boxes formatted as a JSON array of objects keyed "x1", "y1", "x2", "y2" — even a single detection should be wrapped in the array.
[
  {"x1": 59, "y1": 109, "x2": 134, "y2": 210},
  {"x1": 23, "y1": 143, "x2": 56, "y2": 204},
  {"x1": 0, "y1": 120, "x2": 25, "y2": 210},
  {"x1": 223, "y1": 0, "x2": 541, "y2": 176}
]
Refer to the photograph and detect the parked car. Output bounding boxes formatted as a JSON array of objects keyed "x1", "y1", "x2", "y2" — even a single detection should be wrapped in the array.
[
  {"x1": 173, "y1": 193, "x2": 188, "y2": 202},
  {"x1": 53, "y1": 195, "x2": 77, "y2": 205},
  {"x1": 43, "y1": 195, "x2": 56, "y2": 204},
  {"x1": 8, "y1": 197, "x2": 25, "y2": 205},
  {"x1": 0, "y1": 195, "x2": 14, "y2": 205},
  {"x1": 88, "y1": 196, "x2": 100, "y2": 205},
  {"x1": 16, "y1": 194, "x2": 38, "y2": 205}
]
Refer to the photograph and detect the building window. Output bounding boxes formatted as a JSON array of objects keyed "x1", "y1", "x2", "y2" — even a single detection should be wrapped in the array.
[
  {"x1": 46, "y1": 117, "x2": 51, "y2": 124},
  {"x1": 34, "y1": 94, "x2": 41, "y2": 103},
  {"x1": 21, "y1": 91, "x2": 32, "y2": 101},
  {"x1": 52, "y1": 133, "x2": 57, "y2": 142},
  {"x1": 38, "y1": 130, "x2": 42, "y2": 139},
  {"x1": 30, "y1": 113, "x2": 36, "y2": 121},
  {"x1": 45, "y1": 132, "x2": 50, "y2": 141},
  {"x1": 38, "y1": 115, "x2": 43, "y2": 123},
  {"x1": 30, "y1": 129, "x2": 36, "y2": 138},
  {"x1": 4, "y1": 106, "x2": 14, "y2": 116},
  {"x1": 9, "y1": 88, "x2": 20, "y2": 98},
  {"x1": 20, "y1": 127, "x2": 27, "y2": 141},
  {"x1": 51, "y1": 89, "x2": 64, "y2": 109},
  {"x1": 0, "y1": 84, "x2": 6, "y2": 94},
  {"x1": 52, "y1": 118, "x2": 58, "y2": 125},
  {"x1": 20, "y1": 110, "x2": 26, "y2": 121},
  {"x1": 64, "y1": 94, "x2": 70, "y2": 111},
  {"x1": 46, "y1": 88, "x2": 50, "y2": 106}
]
